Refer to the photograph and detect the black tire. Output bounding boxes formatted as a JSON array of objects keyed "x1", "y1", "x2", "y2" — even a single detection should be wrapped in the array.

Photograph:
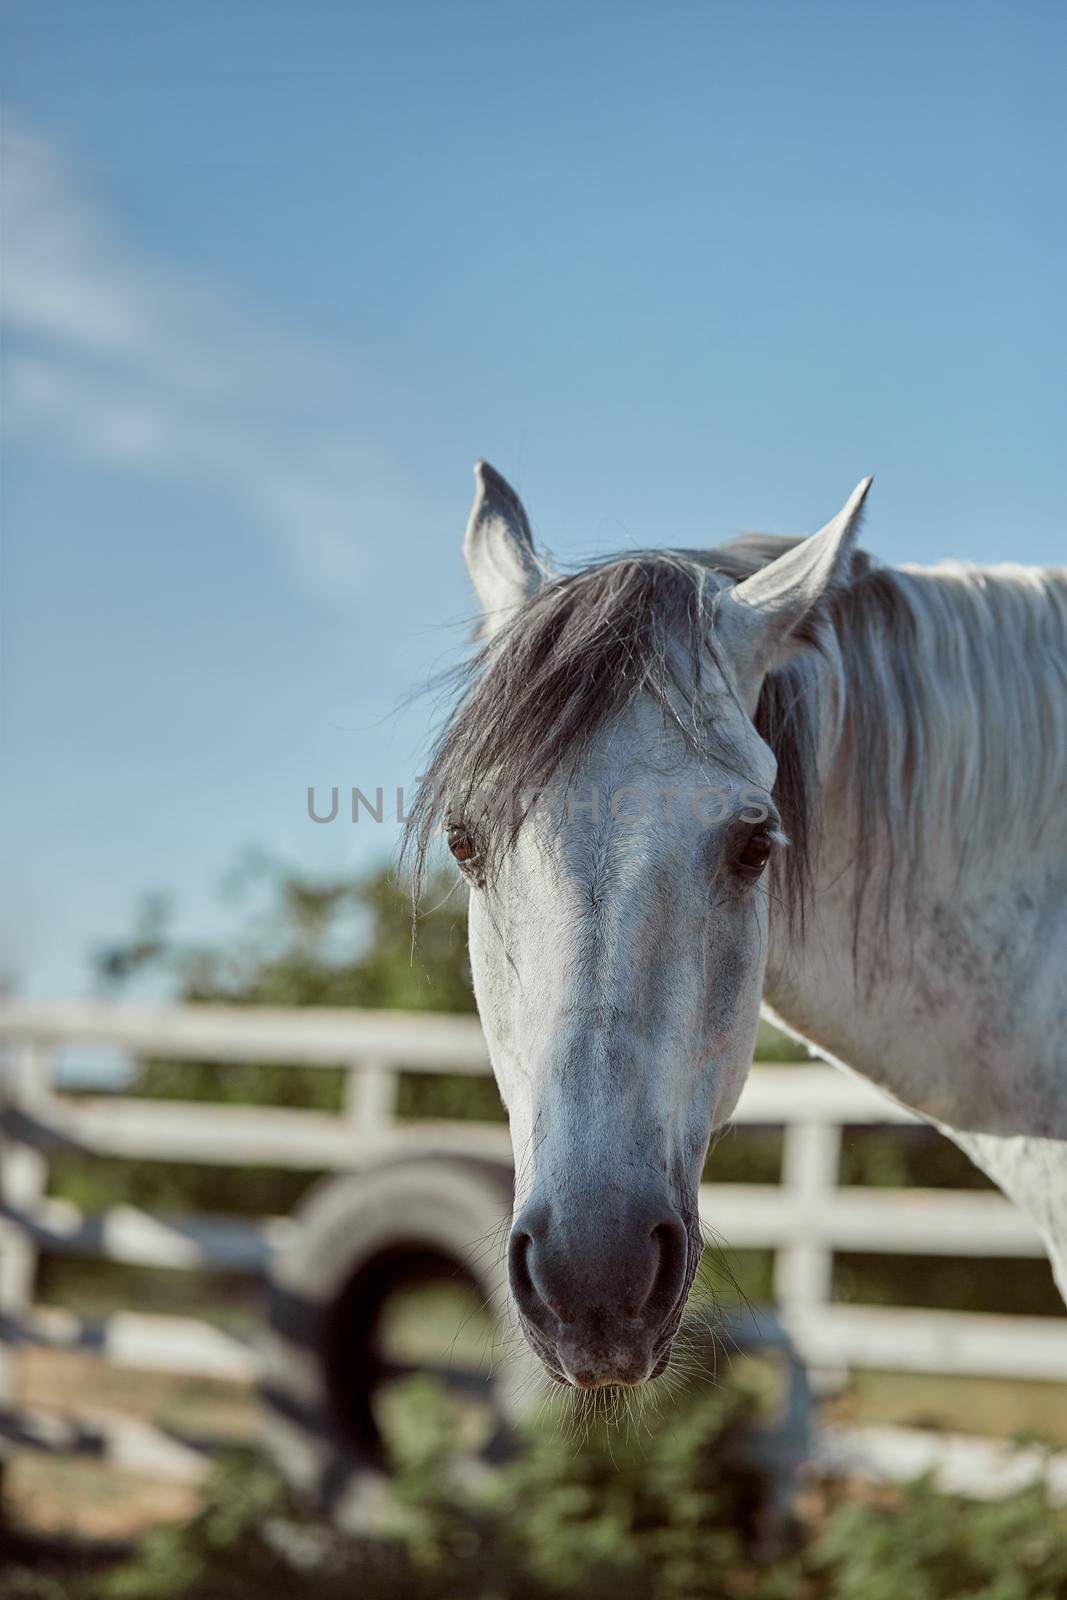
[{"x1": 259, "y1": 1152, "x2": 535, "y2": 1529}]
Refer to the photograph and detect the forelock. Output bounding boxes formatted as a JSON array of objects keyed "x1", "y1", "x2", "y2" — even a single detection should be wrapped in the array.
[{"x1": 403, "y1": 542, "x2": 825, "y2": 933}]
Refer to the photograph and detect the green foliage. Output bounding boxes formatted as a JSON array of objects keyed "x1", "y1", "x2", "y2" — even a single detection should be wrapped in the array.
[
  {"x1": 43, "y1": 860, "x2": 498, "y2": 1311},
  {"x1": 704, "y1": 1127, "x2": 783, "y2": 1184},
  {"x1": 753, "y1": 1018, "x2": 802, "y2": 1063},
  {"x1": 96, "y1": 856, "x2": 475, "y2": 1016},
  {"x1": 53, "y1": 1376, "x2": 763, "y2": 1600},
  {"x1": 34, "y1": 1256, "x2": 262, "y2": 1330},
  {"x1": 0, "y1": 1563, "x2": 91, "y2": 1600},
  {"x1": 50, "y1": 858, "x2": 483, "y2": 1225},
  {"x1": 799, "y1": 1473, "x2": 1067, "y2": 1600},
  {"x1": 834, "y1": 1252, "x2": 1067, "y2": 1319},
  {"x1": 839, "y1": 1125, "x2": 995, "y2": 1190},
  {"x1": 46, "y1": 1153, "x2": 320, "y2": 1220},
  {"x1": 381, "y1": 1374, "x2": 759, "y2": 1600},
  {"x1": 97, "y1": 858, "x2": 475, "y2": 1117},
  {"x1": 28, "y1": 1378, "x2": 1067, "y2": 1600},
  {"x1": 94, "y1": 1453, "x2": 297, "y2": 1600}
]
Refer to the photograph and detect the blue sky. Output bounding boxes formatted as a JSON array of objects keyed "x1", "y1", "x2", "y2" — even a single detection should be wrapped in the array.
[{"x1": 2, "y1": 0, "x2": 1064, "y2": 997}]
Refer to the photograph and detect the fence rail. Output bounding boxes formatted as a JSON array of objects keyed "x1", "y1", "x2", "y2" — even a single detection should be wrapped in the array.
[{"x1": 1, "y1": 999, "x2": 1065, "y2": 1481}]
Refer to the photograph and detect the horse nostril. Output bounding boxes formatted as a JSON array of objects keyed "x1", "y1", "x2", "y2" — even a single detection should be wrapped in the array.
[
  {"x1": 509, "y1": 1227, "x2": 535, "y2": 1305},
  {"x1": 509, "y1": 1203, "x2": 689, "y2": 1346},
  {"x1": 509, "y1": 1223, "x2": 557, "y2": 1329},
  {"x1": 643, "y1": 1217, "x2": 688, "y2": 1316}
]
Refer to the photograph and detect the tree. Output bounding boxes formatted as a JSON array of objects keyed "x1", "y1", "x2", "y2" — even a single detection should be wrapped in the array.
[
  {"x1": 50, "y1": 859, "x2": 488, "y2": 1220},
  {"x1": 96, "y1": 855, "x2": 475, "y2": 1014}
]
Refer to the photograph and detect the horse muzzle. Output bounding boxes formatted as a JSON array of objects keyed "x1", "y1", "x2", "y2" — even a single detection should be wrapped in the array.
[{"x1": 507, "y1": 1193, "x2": 697, "y2": 1386}]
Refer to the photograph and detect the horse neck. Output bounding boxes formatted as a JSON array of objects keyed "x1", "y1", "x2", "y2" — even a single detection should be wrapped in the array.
[{"x1": 763, "y1": 559, "x2": 1067, "y2": 1091}]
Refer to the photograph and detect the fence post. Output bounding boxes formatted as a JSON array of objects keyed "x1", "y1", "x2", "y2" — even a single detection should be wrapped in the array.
[
  {"x1": 343, "y1": 1058, "x2": 399, "y2": 1135},
  {"x1": 774, "y1": 1117, "x2": 842, "y2": 1314},
  {"x1": 0, "y1": 1039, "x2": 53, "y2": 1423}
]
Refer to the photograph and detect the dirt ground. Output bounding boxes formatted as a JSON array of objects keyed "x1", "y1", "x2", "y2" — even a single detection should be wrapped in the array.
[{"x1": 4, "y1": 1350, "x2": 259, "y2": 1541}]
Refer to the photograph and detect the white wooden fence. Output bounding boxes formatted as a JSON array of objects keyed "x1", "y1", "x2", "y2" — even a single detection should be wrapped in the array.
[{"x1": 0, "y1": 1000, "x2": 1064, "y2": 1488}]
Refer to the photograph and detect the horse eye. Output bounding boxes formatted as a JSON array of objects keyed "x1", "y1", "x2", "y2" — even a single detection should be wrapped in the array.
[
  {"x1": 736, "y1": 829, "x2": 772, "y2": 881},
  {"x1": 447, "y1": 824, "x2": 478, "y2": 865}
]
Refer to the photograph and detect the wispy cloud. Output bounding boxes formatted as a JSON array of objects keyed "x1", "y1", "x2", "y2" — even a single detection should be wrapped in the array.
[{"x1": 1, "y1": 112, "x2": 433, "y2": 599}]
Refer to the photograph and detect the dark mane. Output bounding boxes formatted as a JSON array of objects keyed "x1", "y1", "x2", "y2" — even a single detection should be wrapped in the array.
[
  {"x1": 403, "y1": 536, "x2": 877, "y2": 935},
  {"x1": 404, "y1": 532, "x2": 1067, "y2": 971}
]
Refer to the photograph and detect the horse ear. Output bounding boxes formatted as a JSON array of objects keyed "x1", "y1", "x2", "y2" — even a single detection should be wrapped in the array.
[
  {"x1": 722, "y1": 477, "x2": 873, "y2": 677},
  {"x1": 463, "y1": 461, "x2": 543, "y2": 632}
]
